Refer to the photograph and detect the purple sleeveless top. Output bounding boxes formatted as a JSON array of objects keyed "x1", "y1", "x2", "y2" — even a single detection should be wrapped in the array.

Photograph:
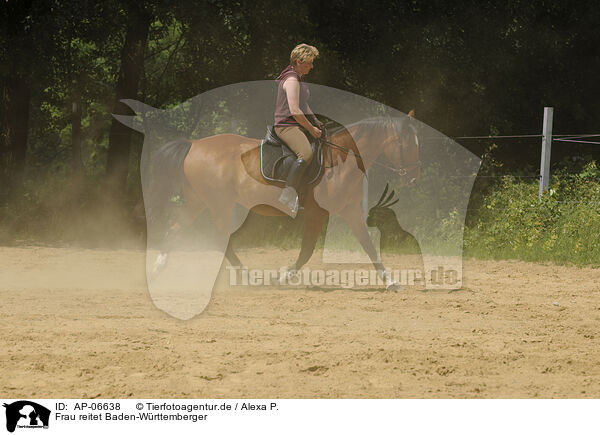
[{"x1": 274, "y1": 65, "x2": 310, "y2": 127}]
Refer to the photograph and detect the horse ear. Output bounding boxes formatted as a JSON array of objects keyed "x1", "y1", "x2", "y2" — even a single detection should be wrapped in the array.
[{"x1": 408, "y1": 109, "x2": 415, "y2": 119}]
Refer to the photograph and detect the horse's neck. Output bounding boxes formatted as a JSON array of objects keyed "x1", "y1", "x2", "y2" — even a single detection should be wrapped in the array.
[
  {"x1": 345, "y1": 123, "x2": 387, "y2": 168},
  {"x1": 327, "y1": 127, "x2": 365, "y2": 173}
]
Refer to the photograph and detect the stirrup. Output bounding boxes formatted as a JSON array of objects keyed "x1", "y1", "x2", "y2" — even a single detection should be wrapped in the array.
[{"x1": 289, "y1": 196, "x2": 299, "y2": 216}]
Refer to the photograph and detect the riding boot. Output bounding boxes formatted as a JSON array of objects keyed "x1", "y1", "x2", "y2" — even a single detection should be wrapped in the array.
[{"x1": 279, "y1": 158, "x2": 308, "y2": 216}]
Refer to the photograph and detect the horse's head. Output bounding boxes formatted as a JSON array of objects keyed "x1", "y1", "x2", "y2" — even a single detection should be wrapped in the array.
[{"x1": 383, "y1": 109, "x2": 420, "y2": 185}]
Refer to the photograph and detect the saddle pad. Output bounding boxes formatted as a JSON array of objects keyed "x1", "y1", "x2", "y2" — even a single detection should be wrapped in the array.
[{"x1": 260, "y1": 127, "x2": 324, "y2": 185}]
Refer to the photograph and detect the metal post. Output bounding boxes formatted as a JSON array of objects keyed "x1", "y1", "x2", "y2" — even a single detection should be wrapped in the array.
[{"x1": 539, "y1": 107, "x2": 553, "y2": 201}]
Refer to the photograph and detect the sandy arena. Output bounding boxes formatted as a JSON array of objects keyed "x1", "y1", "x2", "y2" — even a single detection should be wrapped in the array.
[{"x1": 1, "y1": 246, "x2": 599, "y2": 398}]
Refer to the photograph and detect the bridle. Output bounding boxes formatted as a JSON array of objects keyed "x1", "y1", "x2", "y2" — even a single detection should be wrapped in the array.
[
  {"x1": 380, "y1": 126, "x2": 422, "y2": 176},
  {"x1": 320, "y1": 123, "x2": 421, "y2": 176}
]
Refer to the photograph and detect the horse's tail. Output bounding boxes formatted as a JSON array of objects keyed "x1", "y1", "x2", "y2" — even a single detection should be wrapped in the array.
[{"x1": 147, "y1": 139, "x2": 192, "y2": 228}]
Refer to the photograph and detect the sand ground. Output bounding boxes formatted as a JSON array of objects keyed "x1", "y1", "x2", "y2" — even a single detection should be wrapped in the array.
[{"x1": 1, "y1": 246, "x2": 599, "y2": 398}]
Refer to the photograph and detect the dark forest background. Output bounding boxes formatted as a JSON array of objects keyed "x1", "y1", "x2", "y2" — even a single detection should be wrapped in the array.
[{"x1": 1, "y1": 0, "x2": 599, "y2": 255}]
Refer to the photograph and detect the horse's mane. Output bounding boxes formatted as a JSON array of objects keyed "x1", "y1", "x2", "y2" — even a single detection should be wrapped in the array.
[
  {"x1": 326, "y1": 118, "x2": 389, "y2": 173},
  {"x1": 329, "y1": 116, "x2": 401, "y2": 140}
]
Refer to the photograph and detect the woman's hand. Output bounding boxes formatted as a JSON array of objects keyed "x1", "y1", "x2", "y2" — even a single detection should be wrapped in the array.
[
  {"x1": 315, "y1": 120, "x2": 326, "y2": 137},
  {"x1": 311, "y1": 126, "x2": 322, "y2": 138}
]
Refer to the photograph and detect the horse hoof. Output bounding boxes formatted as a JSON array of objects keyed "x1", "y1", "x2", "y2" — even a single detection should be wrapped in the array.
[
  {"x1": 279, "y1": 269, "x2": 297, "y2": 286},
  {"x1": 386, "y1": 281, "x2": 402, "y2": 292}
]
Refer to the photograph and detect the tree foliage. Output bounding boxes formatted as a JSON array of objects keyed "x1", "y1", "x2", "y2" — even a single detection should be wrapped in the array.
[{"x1": 0, "y1": 0, "x2": 598, "y2": 246}]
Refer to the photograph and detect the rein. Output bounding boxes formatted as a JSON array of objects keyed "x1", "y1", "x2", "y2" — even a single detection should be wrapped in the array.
[{"x1": 320, "y1": 136, "x2": 421, "y2": 176}]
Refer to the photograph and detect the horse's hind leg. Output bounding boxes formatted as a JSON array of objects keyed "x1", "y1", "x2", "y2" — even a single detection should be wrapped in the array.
[
  {"x1": 285, "y1": 198, "x2": 329, "y2": 275},
  {"x1": 151, "y1": 186, "x2": 206, "y2": 276},
  {"x1": 206, "y1": 200, "x2": 245, "y2": 269},
  {"x1": 162, "y1": 206, "x2": 203, "y2": 248},
  {"x1": 150, "y1": 203, "x2": 206, "y2": 276}
]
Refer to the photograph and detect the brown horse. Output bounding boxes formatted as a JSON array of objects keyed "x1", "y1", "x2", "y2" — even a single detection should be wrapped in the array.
[{"x1": 151, "y1": 112, "x2": 420, "y2": 290}]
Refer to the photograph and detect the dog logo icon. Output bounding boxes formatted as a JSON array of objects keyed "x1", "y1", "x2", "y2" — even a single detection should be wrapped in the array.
[{"x1": 3, "y1": 401, "x2": 50, "y2": 433}]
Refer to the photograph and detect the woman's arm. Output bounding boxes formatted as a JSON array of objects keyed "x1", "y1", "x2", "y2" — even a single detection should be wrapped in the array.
[
  {"x1": 305, "y1": 103, "x2": 323, "y2": 128},
  {"x1": 283, "y1": 77, "x2": 322, "y2": 138}
]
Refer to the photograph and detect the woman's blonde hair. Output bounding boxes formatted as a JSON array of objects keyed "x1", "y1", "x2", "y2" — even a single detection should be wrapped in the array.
[{"x1": 290, "y1": 43, "x2": 319, "y2": 66}]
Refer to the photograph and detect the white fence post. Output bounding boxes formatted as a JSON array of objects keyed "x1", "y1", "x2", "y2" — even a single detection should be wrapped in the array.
[{"x1": 538, "y1": 107, "x2": 554, "y2": 201}]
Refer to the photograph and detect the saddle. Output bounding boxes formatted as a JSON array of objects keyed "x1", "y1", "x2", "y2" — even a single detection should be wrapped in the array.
[{"x1": 260, "y1": 126, "x2": 324, "y2": 185}]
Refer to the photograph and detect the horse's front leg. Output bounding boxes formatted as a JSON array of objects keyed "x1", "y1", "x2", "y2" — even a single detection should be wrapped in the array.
[
  {"x1": 339, "y1": 204, "x2": 401, "y2": 291},
  {"x1": 281, "y1": 197, "x2": 329, "y2": 283}
]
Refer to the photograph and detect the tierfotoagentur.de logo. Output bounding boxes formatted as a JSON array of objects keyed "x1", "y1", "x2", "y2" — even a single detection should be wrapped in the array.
[
  {"x1": 3, "y1": 401, "x2": 50, "y2": 433},
  {"x1": 227, "y1": 266, "x2": 459, "y2": 288}
]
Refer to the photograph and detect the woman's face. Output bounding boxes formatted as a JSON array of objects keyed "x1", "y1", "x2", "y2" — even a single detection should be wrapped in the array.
[{"x1": 295, "y1": 58, "x2": 314, "y2": 76}]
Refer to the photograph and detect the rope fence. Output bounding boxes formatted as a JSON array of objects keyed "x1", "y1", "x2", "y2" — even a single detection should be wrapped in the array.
[
  {"x1": 553, "y1": 138, "x2": 600, "y2": 145},
  {"x1": 445, "y1": 109, "x2": 598, "y2": 214},
  {"x1": 422, "y1": 133, "x2": 600, "y2": 141},
  {"x1": 451, "y1": 134, "x2": 542, "y2": 140},
  {"x1": 438, "y1": 111, "x2": 600, "y2": 191},
  {"x1": 451, "y1": 133, "x2": 600, "y2": 141}
]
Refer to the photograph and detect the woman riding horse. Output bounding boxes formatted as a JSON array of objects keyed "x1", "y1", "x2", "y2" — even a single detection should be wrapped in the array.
[
  {"x1": 141, "y1": 54, "x2": 420, "y2": 304},
  {"x1": 274, "y1": 43, "x2": 323, "y2": 215}
]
